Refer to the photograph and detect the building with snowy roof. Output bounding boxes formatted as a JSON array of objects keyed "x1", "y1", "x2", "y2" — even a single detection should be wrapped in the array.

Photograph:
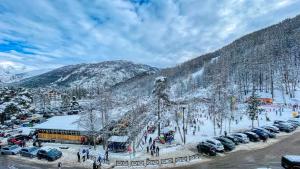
[{"x1": 33, "y1": 115, "x2": 102, "y2": 144}]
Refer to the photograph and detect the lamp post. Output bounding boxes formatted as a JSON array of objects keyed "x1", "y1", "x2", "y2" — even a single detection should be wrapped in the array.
[{"x1": 182, "y1": 106, "x2": 186, "y2": 144}]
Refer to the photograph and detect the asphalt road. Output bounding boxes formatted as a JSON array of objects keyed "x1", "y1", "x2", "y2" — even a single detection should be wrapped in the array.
[
  {"x1": 1, "y1": 132, "x2": 299, "y2": 169},
  {"x1": 176, "y1": 132, "x2": 300, "y2": 169}
]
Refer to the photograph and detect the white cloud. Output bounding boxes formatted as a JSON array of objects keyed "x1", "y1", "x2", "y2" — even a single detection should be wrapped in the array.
[{"x1": 0, "y1": 0, "x2": 299, "y2": 70}]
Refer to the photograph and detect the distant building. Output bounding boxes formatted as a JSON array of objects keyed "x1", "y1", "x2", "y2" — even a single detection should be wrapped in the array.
[{"x1": 46, "y1": 90, "x2": 62, "y2": 100}]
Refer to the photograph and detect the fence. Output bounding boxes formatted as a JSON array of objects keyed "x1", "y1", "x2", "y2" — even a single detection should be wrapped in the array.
[{"x1": 115, "y1": 154, "x2": 201, "y2": 167}]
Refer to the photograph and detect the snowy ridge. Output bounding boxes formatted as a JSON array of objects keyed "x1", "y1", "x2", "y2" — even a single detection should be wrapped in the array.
[{"x1": 16, "y1": 60, "x2": 159, "y2": 88}]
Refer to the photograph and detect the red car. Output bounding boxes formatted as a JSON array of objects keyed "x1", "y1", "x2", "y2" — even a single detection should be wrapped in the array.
[{"x1": 7, "y1": 138, "x2": 23, "y2": 146}]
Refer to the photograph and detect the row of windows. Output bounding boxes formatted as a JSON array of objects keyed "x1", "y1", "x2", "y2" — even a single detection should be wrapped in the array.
[{"x1": 38, "y1": 129, "x2": 80, "y2": 135}]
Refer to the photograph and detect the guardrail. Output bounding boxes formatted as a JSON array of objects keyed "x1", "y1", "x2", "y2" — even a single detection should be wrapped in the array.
[{"x1": 115, "y1": 154, "x2": 201, "y2": 167}]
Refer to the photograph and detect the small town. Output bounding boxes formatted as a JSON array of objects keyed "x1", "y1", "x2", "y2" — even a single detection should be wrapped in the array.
[{"x1": 1, "y1": 1, "x2": 300, "y2": 169}]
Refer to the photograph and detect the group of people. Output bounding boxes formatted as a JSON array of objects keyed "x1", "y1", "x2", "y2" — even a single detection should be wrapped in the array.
[
  {"x1": 77, "y1": 148, "x2": 90, "y2": 163},
  {"x1": 145, "y1": 138, "x2": 160, "y2": 157}
]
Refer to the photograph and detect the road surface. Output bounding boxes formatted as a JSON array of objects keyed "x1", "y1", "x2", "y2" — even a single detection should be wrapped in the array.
[
  {"x1": 1, "y1": 131, "x2": 300, "y2": 169},
  {"x1": 176, "y1": 131, "x2": 300, "y2": 169}
]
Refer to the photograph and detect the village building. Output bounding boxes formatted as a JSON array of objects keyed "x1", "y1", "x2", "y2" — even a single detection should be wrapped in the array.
[{"x1": 33, "y1": 115, "x2": 102, "y2": 144}]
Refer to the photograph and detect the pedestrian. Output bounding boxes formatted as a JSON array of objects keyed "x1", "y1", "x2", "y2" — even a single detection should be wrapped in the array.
[
  {"x1": 58, "y1": 162, "x2": 62, "y2": 169},
  {"x1": 87, "y1": 149, "x2": 90, "y2": 159},
  {"x1": 149, "y1": 137, "x2": 152, "y2": 145},
  {"x1": 82, "y1": 153, "x2": 86, "y2": 162},
  {"x1": 224, "y1": 131, "x2": 227, "y2": 137},
  {"x1": 77, "y1": 151, "x2": 80, "y2": 162},
  {"x1": 146, "y1": 146, "x2": 149, "y2": 153},
  {"x1": 144, "y1": 134, "x2": 147, "y2": 143},
  {"x1": 150, "y1": 150, "x2": 154, "y2": 156},
  {"x1": 156, "y1": 146, "x2": 159, "y2": 157},
  {"x1": 97, "y1": 155, "x2": 102, "y2": 163},
  {"x1": 93, "y1": 161, "x2": 97, "y2": 169},
  {"x1": 105, "y1": 149, "x2": 109, "y2": 161}
]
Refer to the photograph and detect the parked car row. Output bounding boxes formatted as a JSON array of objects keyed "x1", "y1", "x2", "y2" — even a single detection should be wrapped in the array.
[
  {"x1": 0, "y1": 145, "x2": 62, "y2": 161},
  {"x1": 197, "y1": 119, "x2": 299, "y2": 156}
]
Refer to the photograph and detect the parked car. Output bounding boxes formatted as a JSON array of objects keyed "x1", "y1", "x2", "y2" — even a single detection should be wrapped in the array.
[
  {"x1": 221, "y1": 135, "x2": 240, "y2": 145},
  {"x1": 263, "y1": 125, "x2": 280, "y2": 133},
  {"x1": 14, "y1": 134, "x2": 31, "y2": 141},
  {"x1": 20, "y1": 146, "x2": 39, "y2": 158},
  {"x1": 254, "y1": 128, "x2": 276, "y2": 138},
  {"x1": 244, "y1": 131, "x2": 260, "y2": 142},
  {"x1": 0, "y1": 145, "x2": 21, "y2": 155},
  {"x1": 205, "y1": 139, "x2": 225, "y2": 152},
  {"x1": 287, "y1": 119, "x2": 300, "y2": 127},
  {"x1": 281, "y1": 155, "x2": 300, "y2": 169},
  {"x1": 251, "y1": 129, "x2": 269, "y2": 140},
  {"x1": 273, "y1": 123, "x2": 294, "y2": 133},
  {"x1": 232, "y1": 133, "x2": 250, "y2": 143},
  {"x1": 37, "y1": 147, "x2": 62, "y2": 161},
  {"x1": 275, "y1": 120, "x2": 297, "y2": 130},
  {"x1": 0, "y1": 132, "x2": 11, "y2": 138},
  {"x1": 197, "y1": 142, "x2": 217, "y2": 156},
  {"x1": 215, "y1": 137, "x2": 235, "y2": 151},
  {"x1": 7, "y1": 137, "x2": 23, "y2": 146}
]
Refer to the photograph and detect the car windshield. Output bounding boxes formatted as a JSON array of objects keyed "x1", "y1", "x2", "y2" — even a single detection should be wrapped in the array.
[
  {"x1": 10, "y1": 146, "x2": 18, "y2": 149},
  {"x1": 48, "y1": 149, "x2": 58, "y2": 156},
  {"x1": 29, "y1": 147, "x2": 38, "y2": 152}
]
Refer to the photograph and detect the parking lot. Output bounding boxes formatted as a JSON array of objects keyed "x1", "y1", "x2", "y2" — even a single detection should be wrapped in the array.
[{"x1": 176, "y1": 129, "x2": 300, "y2": 169}]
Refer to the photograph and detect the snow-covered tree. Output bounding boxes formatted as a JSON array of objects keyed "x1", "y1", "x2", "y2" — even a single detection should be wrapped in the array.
[{"x1": 247, "y1": 91, "x2": 260, "y2": 128}]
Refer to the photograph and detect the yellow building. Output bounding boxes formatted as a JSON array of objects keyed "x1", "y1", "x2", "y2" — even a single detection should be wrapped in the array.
[{"x1": 34, "y1": 115, "x2": 101, "y2": 144}]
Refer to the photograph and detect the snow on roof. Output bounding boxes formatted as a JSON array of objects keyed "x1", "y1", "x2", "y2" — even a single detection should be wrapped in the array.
[
  {"x1": 107, "y1": 136, "x2": 129, "y2": 143},
  {"x1": 33, "y1": 115, "x2": 99, "y2": 131}
]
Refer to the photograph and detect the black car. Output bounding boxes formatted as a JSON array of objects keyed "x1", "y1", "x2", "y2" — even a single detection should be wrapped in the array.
[
  {"x1": 37, "y1": 148, "x2": 62, "y2": 161},
  {"x1": 251, "y1": 129, "x2": 269, "y2": 140},
  {"x1": 197, "y1": 142, "x2": 217, "y2": 156},
  {"x1": 282, "y1": 155, "x2": 300, "y2": 169},
  {"x1": 244, "y1": 131, "x2": 260, "y2": 142},
  {"x1": 275, "y1": 121, "x2": 297, "y2": 130},
  {"x1": 221, "y1": 135, "x2": 240, "y2": 145},
  {"x1": 215, "y1": 137, "x2": 236, "y2": 151},
  {"x1": 287, "y1": 120, "x2": 300, "y2": 127},
  {"x1": 263, "y1": 125, "x2": 280, "y2": 133},
  {"x1": 274, "y1": 123, "x2": 294, "y2": 133},
  {"x1": 255, "y1": 128, "x2": 276, "y2": 138}
]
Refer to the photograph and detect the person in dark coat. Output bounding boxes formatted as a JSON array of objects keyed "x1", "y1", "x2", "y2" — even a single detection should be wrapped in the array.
[
  {"x1": 146, "y1": 146, "x2": 149, "y2": 153},
  {"x1": 93, "y1": 161, "x2": 97, "y2": 169},
  {"x1": 156, "y1": 146, "x2": 159, "y2": 157},
  {"x1": 224, "y1": 131, "x2": 227, "y2": 137},
  {"x1": 77, "y1": 152, "x2": 80, "y2": 162},
  {"x1": 58, "y1": 162, "x2": 62, "y2": 169},
  {"x1": 86, "y1": 149, "x2": 90, "y2": 159},
  {"x1": 105, "y1": 149, "x2": 109, "y2": 162},
  {"x1": 149, "y1": 137, "x2": 152, "y2": 145}
]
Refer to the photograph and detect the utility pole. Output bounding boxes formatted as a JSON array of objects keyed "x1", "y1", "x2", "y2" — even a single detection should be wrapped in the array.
[
  {"x1": 158, "y1": 98, "x2": 161, "y2": 137},
  {"x1": 182, "y1": 107, "x2": 186, "y2": 144}
]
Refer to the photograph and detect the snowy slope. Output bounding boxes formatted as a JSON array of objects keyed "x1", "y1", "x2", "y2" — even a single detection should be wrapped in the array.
[{"x1": 17, "y1": 60, "x2": 159, "y2": 88}]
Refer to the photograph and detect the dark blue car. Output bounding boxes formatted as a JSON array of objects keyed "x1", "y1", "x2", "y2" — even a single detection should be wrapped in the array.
[{"x1": 251, "y1": 129, "x2": 269, "y2": 140}]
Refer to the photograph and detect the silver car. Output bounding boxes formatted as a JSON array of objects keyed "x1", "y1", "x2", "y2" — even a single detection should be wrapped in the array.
[
  {"x1": 205, "y1": 138, "x2": 225, "y2": 152},
  {"x1": 1, "y1": 145, "x2": 21, "y2": 155}
]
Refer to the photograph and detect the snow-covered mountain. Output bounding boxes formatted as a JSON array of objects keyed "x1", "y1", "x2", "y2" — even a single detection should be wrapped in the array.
[
  {"x1": 17, "y1": 60, "x2": 159, "y2": 88},
  {"x1": 0, "y1": 65, "x2": 49, "y2": 84}
]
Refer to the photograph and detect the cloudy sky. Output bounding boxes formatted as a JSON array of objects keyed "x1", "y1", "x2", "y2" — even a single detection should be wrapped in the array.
[{"x1": 0, "y1": 0, "x2": 300, "y2": 72}]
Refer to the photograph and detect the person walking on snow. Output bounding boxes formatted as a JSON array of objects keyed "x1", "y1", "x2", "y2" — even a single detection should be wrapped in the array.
[
  {"x1": 77, "y1": 151, "x2": 80, "y2": 162},
  {"x1": 105, "y1": 149, "x2": 109, "y2": 162},
  {"x1": 58, "y1": 162, "x2": 62, "y2": 169},
  {"x1": 156, "y1": 146, "x2": 159, "y2": 157},
  {"x1": 86, "y1": 149, "x2": 90, "y2": 159}
]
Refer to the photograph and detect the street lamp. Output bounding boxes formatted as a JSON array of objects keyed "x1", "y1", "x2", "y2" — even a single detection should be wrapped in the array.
[{"x1": 182, "y1": 106, "x2": 186, "y2": 144}]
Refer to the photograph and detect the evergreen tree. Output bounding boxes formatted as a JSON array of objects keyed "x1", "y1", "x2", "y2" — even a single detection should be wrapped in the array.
[{"x1": 247, "y1": 91, "x2": 260, "y2": 128}]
